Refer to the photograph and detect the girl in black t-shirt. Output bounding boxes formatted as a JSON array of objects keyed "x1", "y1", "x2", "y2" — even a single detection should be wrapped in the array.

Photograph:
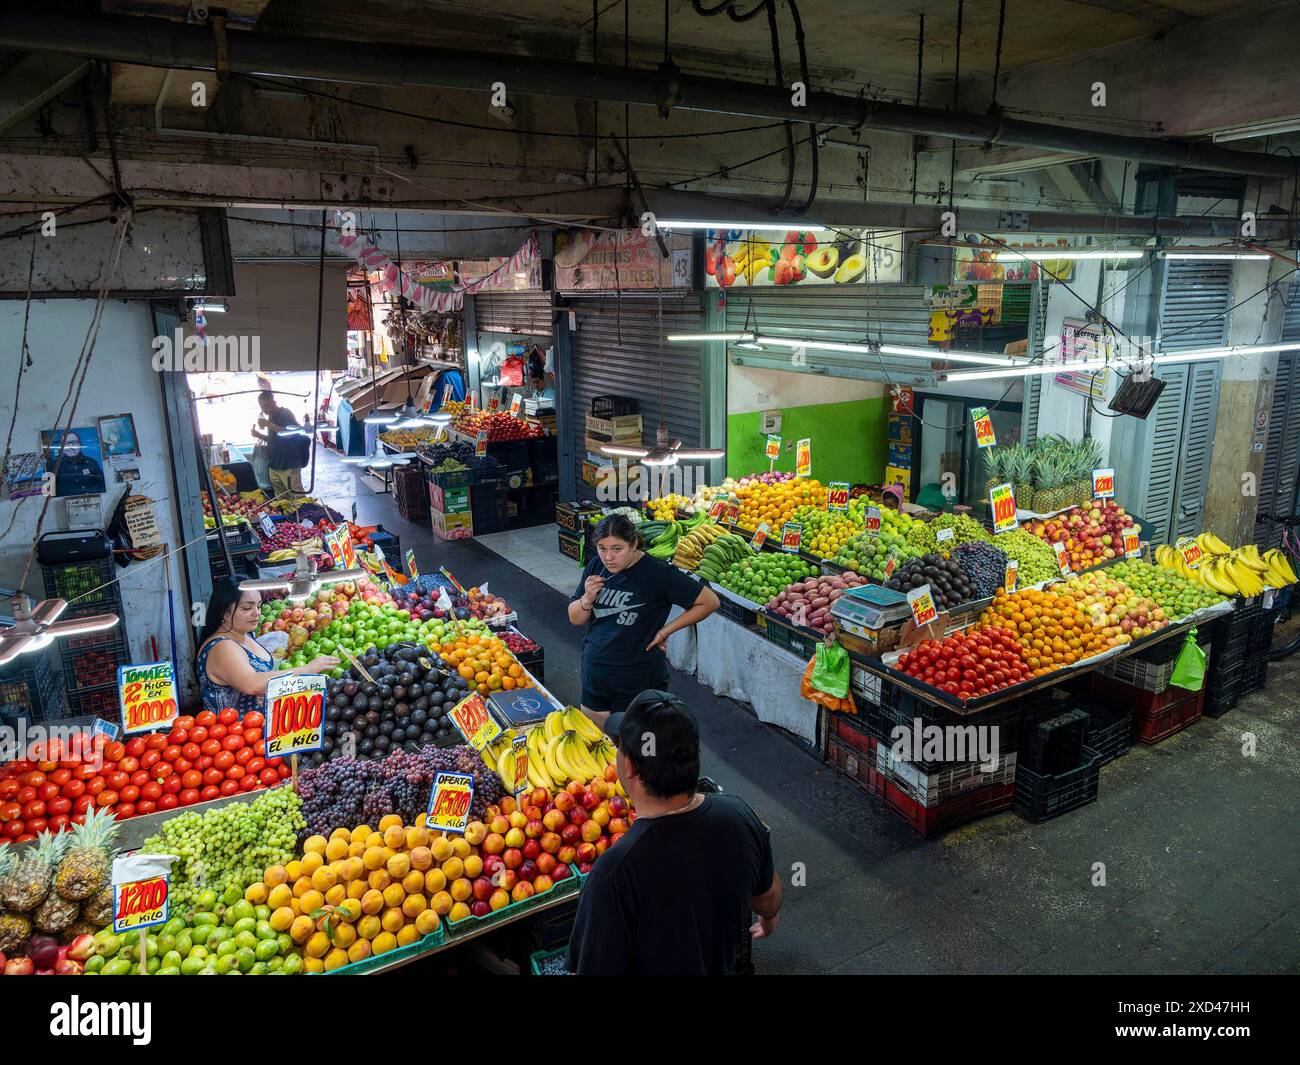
[{"x1": 568, "y1": 515, "x2": 720, "y2": 726}]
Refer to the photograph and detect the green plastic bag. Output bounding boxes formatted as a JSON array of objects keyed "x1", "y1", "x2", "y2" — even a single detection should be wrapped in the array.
[
  {"x1": 811, "y1": 641, "x2": 850, "y2": 699},
  {"x1": 1170, "y1": 628, "x2": 1206, "y2": 691}
]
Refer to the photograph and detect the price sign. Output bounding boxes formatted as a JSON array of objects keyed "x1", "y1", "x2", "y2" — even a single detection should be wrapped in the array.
[
  {"x1": 439, "y1": 567, "x2": 467, "y2": 595},
  {"x1": 405, "y1": 549, "x2": 419, "y2": 579},
  {"x1": 475, "y1": 430, "x2": 488, "y2": 457},
  {"x1": 92, "y1": 717, "x2": 120, "y2": 742},
  {"x1": 936, "y1": 526, "x2": 954, "y2": 544},
  {"x1": 510, "y1": 394, "x2": 523, "y2": 416},
  {"x1": 989, "y1": 482, "x2": 1018, "y2": 533},
  {"x1": 883, "y1": 551, "x2": 899, "y2": 579},
  {"x1": 827, "y1": 482, "x2": 850, "y2": 511},
  {"x1": 1052, "y1": 540, "x2": 1072, "y2": 576},
  {"x1": 264, "y1": 673, "x2": 326, "y2": 757},
  {"x1": 488, "y1": 395, "x2": 501, "y2": 412},
  {"x1": 1123, "y1": 528, "x2": 1140, "y2": 558},
  {"x1": 765, "y1": 434, "x2": 781, "y2": 461},
  {"x1": 1004, "y1": 559, "x2": 1018, "y2": 593},
  {"x1": 906, "y1": 584, "x2": 938, "y2": 628},
  {"x1": 426, "y1": 772, "x2": 475, "y2": 835},
  {"x1": 111, "y1": 854, "x2": 174, "y2": 935},
  {"x1": 971, "y1": 406, "x2": 997, "y2": 449},
  {"x1": 781, "y1": 522, "x2": 802, "y2": 553},
  {"x1": 117, "y1": 662, "x2": 178, "y2": 736},
  {"x1": 864, "y1": 506, "x2": 882, "y2": 535},
  {"x1": 1092, "y1": 468, "x2": 1115, "y2": 499},
  {"x1": 448, "y1": 691, "x2": 501, "y2": 751},
  {"x1": 259, "y1": 513, "x2": 276, "y2": 539},
  {"x1": 751, "y1": 522, "x2": 771, "y2": 551},
  {"x1": 512, "y1": 734, "x2": 530, "y2": 802},
  {"x1": 708, "y1": 493, "x2": 728, "y2": 520},
  {"x1": 724, "y1": 497, "x2": 741, "y2": 525},
  {"x1": 1176, "y1": 536, "x2": 1203, "y2": 571},
  {"x1": 326, "y1": 526, "x2": 356, "y2": 571},
  {"x1": 795, "y1": 438, "x2": 812, "y2": 478}
]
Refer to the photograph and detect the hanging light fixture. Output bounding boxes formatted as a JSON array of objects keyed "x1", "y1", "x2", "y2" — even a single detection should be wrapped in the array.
[
  {"x1": 1158, "y1": 249, "x2": 1272, "y2": 261},
  {"x1": 239, "y1": 549, "x2": 369, "y2": 603},
  {"x1": 0, "y1": 595, "x2": 120, "y2": 667},
  {"x1": 277, "y1": 421, "x2": 330, "y2": 438},
  {"x1": 943, "y1": 340, "x2": 1300, "y2": 382},
  {"x1": 667, "y1": 331, "x2": 1020, "y2": 367},
  {"x1": 340, "y1": 451, "x2": 417, "y2": 468}
]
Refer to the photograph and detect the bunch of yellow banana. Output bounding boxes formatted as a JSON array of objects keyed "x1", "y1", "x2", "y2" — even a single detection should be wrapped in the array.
[
  {"x1": 531, "y1": 708, "x2": 614, "y2": 787},
  {"x1": 730, "y1": 239, "x2": 771, "y2": 285},
  {"x1": 1155, "y1": 539, "x2": 1295, "y2": 597},
  {"x1": 262, "y1": 540, "x2": 323, "y2": 562},
  {"x1": 1263, "y1": 547, "x2": 1299, "y2": 586},
  {"x1": 672, "y1": 520, "x2": 730, "y2": 571}
]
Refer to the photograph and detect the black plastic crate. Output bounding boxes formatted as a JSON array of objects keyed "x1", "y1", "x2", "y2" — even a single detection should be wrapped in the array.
[
  {"x1": 1014, "y1": 746, "x2": 1103, "y2": 823},
  {"x1": 591, "y1": 395, "x2": 639, "y2": 418},
  {"x1": 65, "y1": 685, "x2": 123, "y2": 724},
  {"x1": 859, "y1": 695, "x2": 1023, "y2": 772},
  {"x1": 1080, "y1": 700, "x2": 1133, "y2": 766},
  {"x1": 757, "y1": 610, "x2": 821, "y2": 660},
  {"x1": 488, "y1": 440, "x2": 531, "y2": 472},
  {"x1": 1021, "y1": 708, "x2": 1090, "y2": 775},
  {"x1": 713, "y1": 591, "x2": 759, "y2": 628},
  {"x1": 1203, "y1": 686, "x2": 1239, "y2": 718},
  {"x1": 41, "y1": 556, "x2": 122, "y2": 616},
  {"x1": 472, "y1": 484, "x2": 510, "y2": 536},
  {"x1": 206, "y1": 522, "x2": 258, "y2": 554},
  {"x1": 59, "y1": 627, "x2": 130, "y2": 695},
  {"x1": 370, "y1": 529, "x2": 401, "y2": 564},
  {"x1": 0, "y1": 648, "x2": 66, "y2": 723},
  {"x1": 393, "y1": 465, "x2": 429, "y2": 522}
]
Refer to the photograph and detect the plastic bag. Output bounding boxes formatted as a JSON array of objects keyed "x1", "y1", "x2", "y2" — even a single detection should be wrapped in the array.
[
  {"x1": 801, "y1": 657, "x2": 856, "y2": 714},
  {"x1": 1170, "y1": 628, "x2": 1206, "y2": 691},
  {"x1": 812, "y1": 641, "x2": 850, "y2": 699},
  {"x1": 250, "y1": 444, "x2": 271, "y2": 491}
]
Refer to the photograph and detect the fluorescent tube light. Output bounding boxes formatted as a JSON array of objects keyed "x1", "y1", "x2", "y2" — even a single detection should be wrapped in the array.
[
  {"x1": 194, "y1": 301, "x2": 227, "y2": 313},
  {"x1": 655, "y1": 220, "x2": 820, "y2": 232},
  {"x1": 943, "y1": 341, "x2": 1300, "y2": 383},
  {"x1": 992, "y1": 249, "x2": 1144, "y2": 261},
  {"x1": 1212, "y1": 118, "x2": 1300, "y2": 143},
  {"x1": 665, "y1": 333, "x2": 756, "y2": 343},
  {"x1": 1159, "y1": 251, "x2": 1271, "y2": 261},
  {"x1": 598, "y1": 444, "x2": 650, "y2": 458}
]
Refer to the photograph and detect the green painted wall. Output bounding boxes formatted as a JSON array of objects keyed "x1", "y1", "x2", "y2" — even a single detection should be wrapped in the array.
[{"x1": 727, "y1": 397, "x2": 889, "y2": 483}]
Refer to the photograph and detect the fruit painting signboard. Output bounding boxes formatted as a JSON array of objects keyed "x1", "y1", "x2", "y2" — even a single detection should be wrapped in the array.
[
  {"x1": 488, "y1": 396, "x2": 500, "y2": 413},
  {"x1": 971, "y1": 407, "x2": 997, "y2": 449},
  {"x1": 703, "y1": 227, "x2": 901, "y2": 288},
  {"x1": 989, "y1": 482, "x2": 1018, "y2": 533},
  {"x1": 796, "y1": 438, "x2": 812, "y2": 478},
  {"x1": 906, "y1": 584, "x2": 938, "y2": 628},
  {"x1": 1092, "y1": 468, "x2": 1115, "y2": 500},
  {"x1": 111, "y1": 854, "x2": 174, "y2": 935},
  {"x1": 264, "y1": 673, "x2": 326, "y2": 757},
  {"x1": 953, "y1": 234, "x2": 1076, "y2": 283},
  {"x1": 426, "y1": 772, "x2": 475, "y2": 835},
  {"x1": 118, "y1": 661, "x2": 178, "y2": 736},
  {"x1": 405, "y1": 549, "x2": 419, "y2": 579},
  {"x1": 448, "y1": 691, "x2": 502, "y2": 751}
]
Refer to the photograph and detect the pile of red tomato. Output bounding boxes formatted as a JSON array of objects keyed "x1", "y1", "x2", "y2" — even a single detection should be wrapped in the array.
[
  {"x1": 896, "y1": 627, "x2": 1033, "y2": 701},
  {"x1": 0, "y1": 708, "x2": 290, "y2": 842}
]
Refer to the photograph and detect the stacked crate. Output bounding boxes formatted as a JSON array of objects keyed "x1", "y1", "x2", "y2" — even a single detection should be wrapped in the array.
[
  {"x1": 1091, "y1": 633, "x2": 1209, "y2": 742},
  {"x1": 582, "y1": 397, "x2": 640, "y2": 494},
  {"x1": 428, "y1": 467, "x2": 474, "y2": 540},
  {"x1": 41, "y1": 552, "x2": 128, "y2": 722}
]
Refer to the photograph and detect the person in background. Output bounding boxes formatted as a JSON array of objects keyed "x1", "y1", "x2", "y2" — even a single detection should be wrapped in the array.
[
  {"x1": 51, "y1": 430, "x2": 106, "y2": 496},
  {"x1": 252, "y1": 390, "x2": 308, "y2": 498},
  {"x1": 881, "y1": 483, "x2": 905, "y2": 510},
  {"x1": 568, "y1": 515, "x2": 719, "y2": 726},
  {"x1": 195, "y1": 581, "x2": 339, "y2": 714},
  {"x1": 526, "y1": 347, "x2": 555, "y2": 404},
  {"x1": 567, "y1": 690, "x2": 781, "y2": 975}
]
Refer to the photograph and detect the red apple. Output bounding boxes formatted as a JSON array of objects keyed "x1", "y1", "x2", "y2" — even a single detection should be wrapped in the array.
[
  {"x1": 553, "y1": 862, "x2": 572, "y2": 881},
  {"x1": 483, "y1": 854, "x2": 504, "y2": 877}
]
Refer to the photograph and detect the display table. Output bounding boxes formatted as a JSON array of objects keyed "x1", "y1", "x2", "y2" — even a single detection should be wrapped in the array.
[{"x1": 666, "y1": 608, "x2": 820, "y2": 746}]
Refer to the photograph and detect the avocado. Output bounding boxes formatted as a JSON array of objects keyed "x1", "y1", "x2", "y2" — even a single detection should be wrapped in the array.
[{"x1": 834, "y1": 253, "x2": 867, "y2": 284}]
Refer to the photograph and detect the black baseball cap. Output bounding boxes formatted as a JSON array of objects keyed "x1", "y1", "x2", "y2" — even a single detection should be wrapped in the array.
[{"x1": 603, "y1": 689, "x2": 700, "y2": 758}]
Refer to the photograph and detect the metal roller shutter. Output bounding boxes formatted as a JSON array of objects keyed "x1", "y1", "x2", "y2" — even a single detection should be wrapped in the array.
[
  {"x1": 566, "y1": 294, "x2": 703, "y2": 490},
  {"x1": 1021, "y1": 281, "x2": 1049, "y2": 444},
  {"x1": 1171, "y1": 361, "x2": 1222, "y2": 539},
  {"x1": 1254, "y1": 279, "x2": 1300, "y2": 544},
  {"x1": 1134, "y1": 365, "x2": 1189, "y2": 546},
  {"x1": 472, "y1": 291, "x2": 553, "y2": 336}
]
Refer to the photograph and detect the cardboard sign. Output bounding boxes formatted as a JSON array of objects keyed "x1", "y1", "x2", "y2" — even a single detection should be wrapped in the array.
[
  {"x1": 426, "y1": 772, "x2": 475, "y2": 835},
  {"x1": 1052, "y1": 540, "x2": 1072, "y2": 576},
  {"x1": 510, "y1": 393, "x2": 523, "y2": 416},
  {"x1": 117, "y1": 662, "x2": 178, "y2": 736},
  {"x1": 708, "y1": 493, "x2": 728, "y2": 520},
  {"x1": 1004, "y1": 559, "x2": 1018, "y2": 593},
  {"x1": 1176, "y1": 535, "x2": 1203, "y2": 571},
  {"x1": 795, "y1": 438, "x2": 811, "y2": 478},
  {"x1": 765, "y1": 434, "x2": 781, "y2": 461},
  {"x1": 511, "y1": 734, "x2": 529, "y2": 802},
  {"x1": 906, "y1": 584, "x2": 938, "y2": 628},
  {"x1": 971, "y1": 407, "x2": 997, "y2": 449},
  {"x1": 125, "y1": 500, "x2": 162, "y2": 549},
  {"x1": 326, "y1": 526, "x2": 356, "y2": 571},
  {"x1": 405, "y1": 548, "x2": 419, "y2": 579},
  {"x1": 475, "y1": 430, "x2": 488, "y2": 457},
  {"x1": 488, "y1": 396, "x2": 501, "y2": 413},
  {"x1": 724, "y1": 497, "x2": 741, "y2": 525},
  {"x1": 827, "y1": 482, "x2": 850, "y2": 511},
  {"x1": 936, "y1": 526, "x2": 954, "y2": 543},
  {"x1": 448, "y1": 691, "x2": 501, "y2": 751},
  {"x1": 264, "y1": 673, "x2": 326, "y2": 757},
  {"x1": 111, "y1": 854, "x2": 175, "y2": 935},
  {"x1": 751, "y1": 522, "x2": 771, "y2": 551},
  {"x1": 989, "y1": 482, "x2": 1018, "y2": 533},
  {"x1": 864, "y1": 506, "x2": 882, "y2": 535},
  {"x1": 1092, "y1": 468, "x2": 1115, "y2": 499},
  {"x1": 780, "y1": 522, "x2": 802, "y2": 553},
  {"x1": 259, "y1": 514, "x2": 276, "y2": 539},
  {"x1": 1123, "y1": 528, "x2": 1140, "y2": 558}
]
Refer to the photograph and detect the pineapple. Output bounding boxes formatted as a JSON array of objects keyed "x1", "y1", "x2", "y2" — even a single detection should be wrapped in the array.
[
  {"x1": 0, "y1": 845, "x2": 32, "y2": 954},
  {"x1": 982, "y1": 447, "x2": 1007, "y2": 498},
  {"x1": 1073, "y1": 438, "x2": 1104, "y2": 505},
  {"x1": 82, "y1": 885, "x2": 114, "y2": 926},
  {"x1": 54, "y1": 806, "x2": 119, "y2": 902},
  {"x1": 1006, "y1": 445, "x2": 1034, "y2": 511},
  {"x1": 33, "y1": 890, "x2": 79, "y2": 935},
  {"x1": 1, "y1": 831, "x2": 66, "y2": 913},
  {"x1": 65, "y1": 919, "x2": 101, "y2": 942},
  {"x1": 1034, "y1": 453, "x2": 1068, "y2": 513}
]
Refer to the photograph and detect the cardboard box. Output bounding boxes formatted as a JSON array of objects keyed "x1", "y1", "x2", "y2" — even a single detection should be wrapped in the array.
[
  {"x1": 431, "y1": 509, "x2": 474, "y2": 540},
  {"x1": 585, "y1": 435, "x2": 643, "y2": 457},
  {"x1": 556, "y1": 500, "x2": 602, "y2": 532},
  {"x1": 586, "y1": 413, "x2": 642, "y2": 438},
  {"x1": 429, "y1": 484, "x2": 470, "y2": 514},
  {"x1": 885, "y1": 464, "x2": 912, "y2": 492}
]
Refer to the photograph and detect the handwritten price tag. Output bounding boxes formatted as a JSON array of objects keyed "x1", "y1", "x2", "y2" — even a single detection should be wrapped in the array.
[
  {"x1": 111, "y1": 854, "x2": 175, "y2": 935},
  {"x1": 989, "y1": 482, "x2": 1018, "y2": 533},
  {"x1": 259, "y1": 514, "x2": 276, "y2": 538},
  {"x1": 883, "y1": 551, "x2": 899, "y2": 579},
  {"x1": 510, "y1": 394, "x2": 522, "y2": 416},
  {"x1": 781, "y1": 522, "x2": 802, "y2": 553},
  {"x1": 864, "y1": 506, "x2": 882, "y2": 535},
  {"x1": 405, "y1": 548, "x2": 419, "y2": 579},
  {"x1": 827, "y1": 482, "x2": 850, "y2": 511},
  {"x1": 264, "y1": 674, "x2": 326, "y2": 757},
  {"x1": 906, "y1": 584, "x2": 938, "y2": 628},
  {"x1": 1092, "y1": 468, "x2": 1115, "y2": 499},
  {"x1": 448, "y1": 692, "x2": 501, "y2": 751},
  {"x1": 118, "y1": 662, "x2": 178, "y2": 736},
  {"x1": 751, "y1": 522, "x2": 771, "y2": 551},
  {"x1": 1176, "y1": 536, "x2": 1203, "y2": 571},
  {"x1": 426, "y1": 772, "x2": 475, "y2": 835},
  {"x1": 936, "y1": 526, "x2": 954, "y2": 543},
  {"x1": 795, "y1": 438, "x2": 811, "y2": 478},
  {"x1": 765, "y1": 434, "x2": 781, "y2": 461},
  {"x1": 724, "y1": 497, "x2": 741, "y2": 525},
  {"x1": 971, "y1": 406, "x2": 997, "y2": 449},
  {"x1": 1123, "y1": 528, "x2": 1140, "y2": 558},
  {"x1": 326, "y1": 526, "x2": 356, "y2": 571},
  {"x1": 512, "y1": 734, "x2": 529, "y2": 802},
  {"x1": 1052, "y1": 540, "x2": 1072, "y2": 576},
  {"x1": 708, "y1": 493, "x2": 728, "y2": 520},
  {"x1": 476, "y1": 430, "x2": 488, "y2": 457},
  {"x1": 1004, "y1": 559, "x2": 1018, "y2": 593},
  {"x1": 488, "y1": 396, "x2": 501, "y2": 413}
]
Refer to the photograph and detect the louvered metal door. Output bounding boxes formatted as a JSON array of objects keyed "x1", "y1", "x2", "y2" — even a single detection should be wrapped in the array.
[
  {"x1": 471, "y1": 291, "x2": 554, "y2": 336},
  {"x1": 1171, "y1": 361, "x2": 1222, "y2": 539},
  {"x1": 1157, "y1": 260, "x2": 1232, "y2": 350},
  {"x1": 1255, "y1": 279, "x2": 1300, "y2": 544},
  {"x1": 566, "y1": 295, "x2": 703, "y2": 489},
  {"x1": 1021, "y1": 280, "x2": 1049, "y2": 444},
  {"x1": 1136, "y1": 365, "x2": 1190, "y2": 546}
]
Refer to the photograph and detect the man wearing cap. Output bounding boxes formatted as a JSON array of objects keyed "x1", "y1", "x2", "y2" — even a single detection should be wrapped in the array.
[{"x1": 567, "y1": 690, "x2": 782, "y2": 975}]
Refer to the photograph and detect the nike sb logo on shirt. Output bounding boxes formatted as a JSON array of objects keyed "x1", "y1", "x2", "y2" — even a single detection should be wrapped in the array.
[{"x1": 592, "y1": 587, "x2": 645, "y2": 625}]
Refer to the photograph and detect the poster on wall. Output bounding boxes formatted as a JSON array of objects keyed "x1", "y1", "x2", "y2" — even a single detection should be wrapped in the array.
[
  {"x1": 953, "y1": 234, "x2": 1077, "y2": 283},
  {"x1": 97, "y1": 413, "x2": 141, "y2": 475},
  {"x1": 456, "y1": 256, "x2": 542, "y2": 292},
  {"x1": 1052, "y1": 319, "x2": 1112, "y2": 398},
  {"x1": 552, "y1": 229, "x2": 693, "y2": 290},
  {"x1": 704, "y1": 227, "x2": 902, "y2": 288},
  {"x1": 4, "y1": 452, "x2": 44, "y2": 500},
  {"x1": 40, "y1": 426, "x2": 106, "y2": 496}
]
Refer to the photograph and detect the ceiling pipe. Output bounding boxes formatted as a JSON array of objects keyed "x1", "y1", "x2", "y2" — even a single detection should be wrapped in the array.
[{"x1": 1, "y1": 10, "x2": 1295, "y2": 181}]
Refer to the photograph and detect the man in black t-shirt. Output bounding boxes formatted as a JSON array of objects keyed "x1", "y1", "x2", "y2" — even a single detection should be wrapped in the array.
[
  {"x1": 567, "y1": 691, "x2": 782, "y2": 975},
  {"x1": 252, "y1": 390, "x2": 308, "y2": 497}
]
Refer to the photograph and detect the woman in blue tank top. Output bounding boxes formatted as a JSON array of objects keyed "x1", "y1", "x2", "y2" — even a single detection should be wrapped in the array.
[{"x1": 195, "y1": 581, "x2": 340, "y2": 715}]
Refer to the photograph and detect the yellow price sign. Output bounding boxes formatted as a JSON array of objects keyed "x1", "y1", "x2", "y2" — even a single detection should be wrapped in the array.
[
  {"x1": 708, "y1": 494, "x2": 728, "y2": 520},
  {"x1": 827, "y1": 482, "x2": 850, "y2": 511},
  {"x1": 426, "y1": 772, "x2": 475, "y2": 834},
  {"x1": 118, "y1": 662, "x2": 178, "y2": 736},
  {"x1": 906, "y1": 584, "x2": 938, "y2": 628},
  {"x1": 1176, "y1": 536, "x2": 1203, "y2": 571},
  {"x1": 781, "y1": 522, "x2": 802, "y2": 553},
  {"x1": 765, "y1": 434, "x2": 781, "y2": 461},
  {"x1": 1052, "y1": 540, "x2": 1072, "y2": 576},
  {"x1": 795, "y1": 438, "x2": 811, "y2": 478},
  {"x1": 113, "y1": 874, "x2": 170, "y2": 934},
  {"x1": 971, "y1": 406, "x2": 997, "y2": 449},
  {"x1": 264, "y1": 674, "x2": 326, "y2": 757},
  {"x1": 989, "y1": 482, "x2": 1018, "y2": 533},
  {"x1": 1123, "y1": 528, "x2": 1141, "y2": 558},
  {"x1": 448, "y1": 692, "x2": 501, "y2": 751}
]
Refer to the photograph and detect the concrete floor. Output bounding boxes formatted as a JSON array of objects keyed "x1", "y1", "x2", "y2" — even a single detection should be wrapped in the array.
[{"x1": 318, "y1": 451, "x2": 1300, "y2": 974}]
